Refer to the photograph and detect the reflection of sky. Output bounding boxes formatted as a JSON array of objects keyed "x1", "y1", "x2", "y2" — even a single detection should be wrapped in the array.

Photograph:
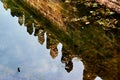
[
  {"x1": 0, "y1": 2, "x2": 85, "y2": 80},
  {"x1": 0, "y1": 2, "x2": 102, "y2": 80}
]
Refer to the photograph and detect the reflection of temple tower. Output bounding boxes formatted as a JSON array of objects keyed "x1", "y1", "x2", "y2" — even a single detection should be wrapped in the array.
[
  {"x1": 50, "y1": 44, "x2": 58, "y2": 59},
  {"x1": 37, "y1": 29, "x2": 45, "y2": 44},
  {"x1": 46, "y1": 33, "x2": 59, "y2": 59},
  {"x1": 25, "y1": 21, "x2": 33, "y2": 35},
  {"x1": 18, "y1": 16, "x2": 24, "y2": 26},
  {"x1": 24, "y1": 15, "x2": 35, "y2": 35},
  {"x1": 61, "y1": 46, "x2": 74, "y2": 73},
  {"x1": 33, "y1": 20, "x2": 45, "y2": 44}
]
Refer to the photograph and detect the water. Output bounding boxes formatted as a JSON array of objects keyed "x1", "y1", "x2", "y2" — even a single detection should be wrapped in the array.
[
  {"x1": 1, "y1": 0, "x2": 119, "y2": 80},
  {"x1": 0, "y1": 1, "x2": 85, "y2": 80}
]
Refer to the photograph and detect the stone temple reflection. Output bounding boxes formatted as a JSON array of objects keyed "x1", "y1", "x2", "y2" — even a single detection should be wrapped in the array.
[{"x1": 1, "y1": 0, "x2": 120, "y2": 80}]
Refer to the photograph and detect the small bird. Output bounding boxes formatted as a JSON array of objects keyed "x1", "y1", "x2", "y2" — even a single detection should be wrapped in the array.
[{"x1": 18, "y1": 67, "x2": 20, "y2": 72}]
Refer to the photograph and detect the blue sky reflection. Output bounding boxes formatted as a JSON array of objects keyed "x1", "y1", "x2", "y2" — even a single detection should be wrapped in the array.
[{"x1": 0, "y1": 2, "x2": 85, "y2": 80}]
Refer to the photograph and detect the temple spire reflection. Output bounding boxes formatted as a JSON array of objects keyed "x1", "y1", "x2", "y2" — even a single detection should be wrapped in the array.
[
  {"x1": 18, "y1": 16, "x2": 24, "y2": 26},
  {"x1": 46, "y1": 32, "x2": 59, "y2": 59},
  {"x1": 37, "y1": 29, "x2": 45, "y2": 44},
  {"x1": 50, "y1": 44, "x2": 58, "y2": 59},
  {"x1": 61, "y1": 46, "x2": 74, "y2": 73}
]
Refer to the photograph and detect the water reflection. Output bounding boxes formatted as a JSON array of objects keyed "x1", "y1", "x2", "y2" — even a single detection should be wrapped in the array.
[
  {"x1": 0, "y1": 0, "x2": 120, "y2": 80},
  {"x1": 0, "y1": 1, "x2": 84, "y2": 80}
]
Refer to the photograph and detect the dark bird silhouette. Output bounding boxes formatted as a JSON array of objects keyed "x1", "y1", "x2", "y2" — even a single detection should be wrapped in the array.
[{"x1": 18, "y1": 67, "x2": 20, "y2": 72}]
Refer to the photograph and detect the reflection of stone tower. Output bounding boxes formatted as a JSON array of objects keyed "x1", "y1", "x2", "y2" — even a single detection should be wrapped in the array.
[
  {"x1": 46, "y1": 33, "x2": 59, "y2": 59},
  {"x1": 18, "y1": 16, "x2": 24, "y2": 26},
  {"x1": 25, "y1": 22, "x2": 33, "y2": 35},
  {"x1": 61, "y1": 46, "x2": 73, "y2": 73},
  {"x1": 37, "y1": 29, "x2": 45, "y2": 44},
  {"x1": 50, "y1": 44, "x2": 58, "y2": 59}
]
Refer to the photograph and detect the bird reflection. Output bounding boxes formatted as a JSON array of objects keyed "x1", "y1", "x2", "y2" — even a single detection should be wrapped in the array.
[{"x1": 18, "y1": 67, "x2": 20, "y2": 72}]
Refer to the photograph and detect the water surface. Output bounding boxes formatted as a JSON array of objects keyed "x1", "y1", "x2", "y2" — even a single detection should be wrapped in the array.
[
  {"x1": 1, "y1": 0, "x2": 119, "y2": 80},
  {"x1": 0, "y1": 2, "x2": 85, "y2": 80}
]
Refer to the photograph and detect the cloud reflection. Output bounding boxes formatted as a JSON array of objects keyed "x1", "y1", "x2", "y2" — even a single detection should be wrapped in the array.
[{"x1": 0, "y1": 2, "x2": 84, "y2": 80}]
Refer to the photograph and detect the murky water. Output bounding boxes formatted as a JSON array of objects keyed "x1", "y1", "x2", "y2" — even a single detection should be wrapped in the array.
[{"x1": 0, "y1": 2, "x2": 86, "y2": 80}]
